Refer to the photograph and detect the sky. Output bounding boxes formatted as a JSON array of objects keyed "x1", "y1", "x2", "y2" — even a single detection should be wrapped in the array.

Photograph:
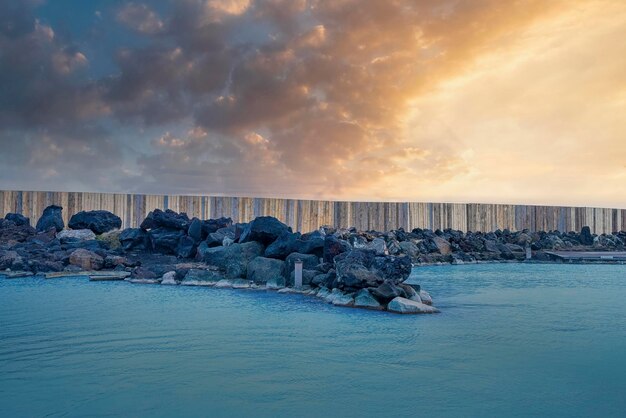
[{"x1": 0, "y1": 0, "x2": 625, "y2": 208}]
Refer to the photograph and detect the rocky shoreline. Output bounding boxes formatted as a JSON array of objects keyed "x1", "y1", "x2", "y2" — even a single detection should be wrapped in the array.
[{"x1": 2, "y1": 206, "x2": 625, "y2": 314}]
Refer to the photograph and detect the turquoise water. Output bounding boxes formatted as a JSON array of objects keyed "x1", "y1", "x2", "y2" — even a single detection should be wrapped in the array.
[{"x1": 1, "y1": 264, "x2": 625, "y2": 418}]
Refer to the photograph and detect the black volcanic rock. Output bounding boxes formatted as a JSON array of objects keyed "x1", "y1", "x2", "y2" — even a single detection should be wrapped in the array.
[
  {"x1": 239, "y1": 216, "x2": 291, "y2": 245},
  {"x1": 141, "y1": 209, "x2": 190, "y2": 231},
  {"x1": 68, "y1": 210, "x2": 122, "y2": 234},
  {"x1": 36, "y1": 205, "x2": 64, "y2": 233},
  {"x1": 4, "y1": 213, "x2": 30, "y2": 227}
]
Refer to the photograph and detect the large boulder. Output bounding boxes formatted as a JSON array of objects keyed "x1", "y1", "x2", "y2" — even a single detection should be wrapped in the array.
[
  {"x1": 430, "y1": 236, "x2": 451, "y2": 255},
  {"x1": 181, "y1": 268, "x2": 225, "y2": 286},
  {"x1": 140, "y1": 209, "x2": 190, "y2": 231},
  {"x1": 247, "y1": 256, "x2": 285, "y2": 284},
  {"x1": 323, "y1": 235, "x2": 351, "y2": 263},
  {"x1": 354, "y1": 289, "x2": 383, "y2": 310},
  {"x1": 387, "y1": 297, "x2": 439, "y2": 314},
  {"x1": 264, "y1": 231, "x2": 301, "y2": 259},
  {"x1": 295, "y1": 230, "x2": 325, "y2": 256},
  {"x1": 239, "y1": 216, "x2": 291, "y2": 245},
  {"x1": 580, "y1": 226, "x2": 594, "y2": 246},
  {"x1": 176, "y1": 235, "x2": 197, "y2": 258},
  {"x1": 334, "y1": 249, "x2": 381, "y2": 290},
  {"x1": 201, "y1": 241, "x2": 264, "y2": 279},
  {"x1": 370, "y1": 255, "x2": 412, "y2": 284},
  {"x1": 149, "y1": 228, "x2": 185, "y2": 255},
  {"x1": 36, "y1": 205, "x2": 64, "y2": 233},
  {"x1": 68, "y1": 210, "x2": 122, "y2": 234},
  {"x1": 69, "y1": 248, "x2": 104, "y2": 270},
  {"x1": 4, "y1": 213, "x2": 30, "y2": 227},
  {"x1": 119, "y1": 228, "x2": 150, "y2": 251}
]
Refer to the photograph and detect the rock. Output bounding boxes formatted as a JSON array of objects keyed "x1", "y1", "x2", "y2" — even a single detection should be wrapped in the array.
[
  {"x1": 119, "y1": 228, "x2": 150, "y2": 251},
  {"x1": 57, "y1": 229, "x2": 96, "y2": 242},
  {"x1": 264, "y1": 231, "x2": 301, "y2": 259},
  {"x1": 399, "y1": 241, "x2": 419, "y2": 259},
  {"x1": 371, "y1": 282, "x2": 404, "y2": 304},
  {"x1": 387, "y1": 297, "x2": 439, "y2": 314},
  {"x1": 370, "y1": 255, "x2": 412, "y2": 284},
  {"x1": 96, "y1": 230, "x2": 122, "y2": 250},
  {"x1": 0, "y1": 219, "x2": 36, "y2": 244},
  {"x1": 104, "y1": 255, "x2": 131, "y2": 268},
  {"x1": 0, "y1": 250, "x2": 25, "y2": 271},
  {"x1": 580, "y1": 226, "x2": 594, "y2": 246},
  {"x1": 354, "y1": 289, "x2": 383, "y2": 310},
  {"x1": 247, "y1": 256, "x2": 285, "y2": 284},
  {"x1": 367, "y1": 238, "x2": 388, "y2": 255},
  {"x1": 68, "y1": 210, "x2": 122, "y2": 234},
  {"x1": 130, "y1": 266, "x2": 158, "y2": 282},
  {"x1": 335, "y1": 251, "x2": 381, "y2": 290},
  {"x1": 332, "y1": 293, "x2": 354, "y2": 307},
  {"x1": 161, "y1": 271, "x2": 178, "y2": 285},
  {"x1": 311, "y1": 272, "x2": 334, "y2": 288},
  {"x1": 201, "y1": 217, "x2": 233, "y2": 235},
  {"x1": 324, "y1": 288, "x2": 345, "y2": 304},
  {"x1": 176, "y1": 235, "x2": 197, "y2": 258},
  {"x1": 36, "y1": 205, "x2": 64, "y2": 233},
  {"x1": 323, "y1": 235, "x2": 351, "y2": 262},
  {"x1": 187, "y1": 218, "x2": 203, "y2": 242},
  {"x1": 239, "y1": 216, "x2": 292, "y2": 245},
  {"x1": 295, "y1": 230, "x2": 325, "y2": 256},
  {"x1": 430, "y1": 236, "x2": 451, "y2": 255},
  {"x1": 205, "y1": 232, "x2": 225, "y2": 247},
  {"x1": 284, "y1": 252, "x2": 319, "y2": 285},
  {"x1": 201, "y1": 241, "x2": 264, "y2": 279},
  {"x1": 419, "y1": 290, "x2": 433, "y2": 305},
  {"x1": 181, "y1": 268, "x2": 224, "y2": 286},
  {"x1": 140, "y1": 209, "x2": 190, "y2": 231},
  {"x1": 4, "y1": 213, "x2": 30, "y2": 227},
  {"x1": 69, "y1": 248, "x2": 104, "y2": 270},
  {"x1": 149, "y1": 228, "x2": 185, "y2": 255}
]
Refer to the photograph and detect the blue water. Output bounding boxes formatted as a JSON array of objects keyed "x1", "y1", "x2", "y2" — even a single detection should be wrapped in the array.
[{"x1": 1, "y1": 264, "x2": 625, "y2": 418}]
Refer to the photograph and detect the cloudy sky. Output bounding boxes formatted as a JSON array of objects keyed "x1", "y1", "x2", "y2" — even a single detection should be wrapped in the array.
[{"x1": 0, "y1": 0, "x2": 625, "y2": 207}]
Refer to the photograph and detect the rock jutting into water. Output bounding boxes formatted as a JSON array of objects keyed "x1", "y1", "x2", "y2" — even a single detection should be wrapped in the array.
[{"x1": 2, "y1": 206, "x2": 626, "y2": 313}]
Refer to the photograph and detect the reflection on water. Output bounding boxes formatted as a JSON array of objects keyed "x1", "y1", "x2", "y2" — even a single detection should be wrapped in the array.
[{"x1": 1, "y1": 264, "x2": 625, "y2": 417}]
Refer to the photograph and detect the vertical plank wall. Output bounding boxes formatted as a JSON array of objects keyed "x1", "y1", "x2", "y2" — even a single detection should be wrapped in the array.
[{"x1": 0, "y1": 190, "x2": 624, "y2": 234}]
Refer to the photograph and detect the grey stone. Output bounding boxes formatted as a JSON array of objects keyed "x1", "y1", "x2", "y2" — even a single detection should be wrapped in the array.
[
  {"x1": 387, "y1": 297, "x2": 439, "y2": 314},
  {"x1": 247, "y1": 256, "x2": 285, "y2": 284}
]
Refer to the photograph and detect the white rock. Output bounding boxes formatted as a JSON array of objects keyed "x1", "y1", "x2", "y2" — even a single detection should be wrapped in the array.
[
  {"x1": 160, "y1": 271, "x2": 178, "y2": 285},
  {"x1": 57, "y1": 229, "x2": 96, "y2": 241},
  {"x1": 324, "y1": 288, "x2": 344, "y2": 304},
  {"x1": 387, "y1": 297, "x2": 439, "y2": 314},
  {"x1": 316, "y1": 287, "x2": 330, "y2": 298},
  {"x1": 231, "y1": 279, "x2": 251, "y2": 289},
  {"x1": 419, "y1": 290, "x2": 433, "y2": 305}
]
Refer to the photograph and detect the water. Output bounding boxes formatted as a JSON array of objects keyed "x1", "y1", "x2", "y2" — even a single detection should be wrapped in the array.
[{"x1": 1, "y1": 264, "x2": 625, "y2": 418}]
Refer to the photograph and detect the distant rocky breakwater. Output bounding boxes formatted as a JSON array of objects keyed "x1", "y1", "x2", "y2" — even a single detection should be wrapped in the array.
[{"x1": 2, "y1": 206, "x2": 625, "y2": 314}]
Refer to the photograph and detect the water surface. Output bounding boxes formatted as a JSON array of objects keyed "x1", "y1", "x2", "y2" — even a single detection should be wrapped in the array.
[{"x1": 1, "y1": 264, "x2": 625, "y2": 417}]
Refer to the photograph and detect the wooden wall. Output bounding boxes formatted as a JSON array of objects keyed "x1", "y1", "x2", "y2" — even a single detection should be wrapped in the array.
[{"x1": 0, "y1": 190, "x2": 624, "y2": 234}]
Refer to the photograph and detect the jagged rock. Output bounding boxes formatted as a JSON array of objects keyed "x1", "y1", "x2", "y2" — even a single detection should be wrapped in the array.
[
  {"x1": 430, "y1": 236, "x2": 451, "y2": 255},
  {"x1": 140, "y1": 209, "x2": 190, "y2": 231},
  {"x1": 129, "y1": 266, "x2": 158, "y2": 283},
  {"x1": 264, "y1": 231, "x2": 301, "y2": 259},
  {"x1": 296, "y1": 230, "x2": 325, "y2": 256},
  {"x1": 239, "y1": 216, "x2": 291, "y2": 245},
  {"x1": 0, "y1": 220, "x2": 36, "y2": 244},
  {"x1": 332, "y1": 293, "x2": 355, "y2": 307},
  {"x1": 201, "y1": 217, "x2": 233, "y2": 236},
  {"x1": 187, "y1": 218, "x2": 203, "y2": 242},
  {"x1": 387, "y1": 297, "x2": 439, "y2": 314},
  {"x1": 104, "y1": 255, "x2": 132, "y2": 268},
  {"x1": 335, "y1": 250, "x2": 381, "y2": 290},
  {"x1": 176, "y1": 235, "x2": 197, "y2": 258},
  {"x1": 367, "y1": 238, "x2": 388, "y2": 255},
  {"x1": 370, "y1": 255, "x2": 412, "y2": 284},
  {"x1": 247, "y1": 256, "x2": 285, "y2": 284},
  {"x1": 69, "y1": 248, "x2": 104, "y2": 270},
  {"x1": 4, "y1": 213, "x2": 30, "y2": 227},
  {"x1": 201, "y1": 241, "x2": 264, "y2": 279},
  {"x1": 149, "y1": 228, "x2": 185, "y2": 255},
  {"x1": 205, "y1": 232, "x2": 226, "y2": 247},
  {"x1": 119, "y1": 228, "x2": 150, "y2": 251},
  {"x1": 399, "y1": 241, "x2": 419, "y2": 259},
  {"x1": 580, "y1": 226, "x2": 594, "y2": 246},
  {"x1": 68, "y1": 210, "x2": 121, "y2": 234},
  {"x1": 354, "y1": 289, "x2": 383, "y2": 310},
  {"x1": 36, "y1": 205, "x2": 64, "y2": 233},
  {"x1": 371, "y1": 282, "x2": 404, "y2": 304},
  {"x1": 323, "y1": 235, "x2": 351, "y2": 262},
  {"x1": 57, "y1": 229, "x2": 96, "y2": 242}
]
